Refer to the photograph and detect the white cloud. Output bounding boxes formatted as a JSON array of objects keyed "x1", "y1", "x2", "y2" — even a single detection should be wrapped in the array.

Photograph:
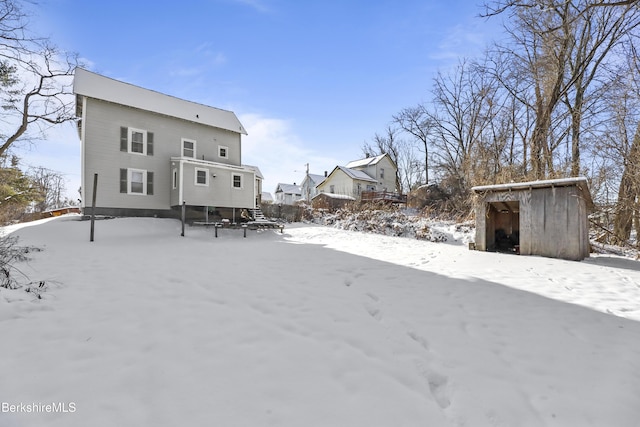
[{"x1": 240, "y1": 113, "x2": 339, "y2": 196}]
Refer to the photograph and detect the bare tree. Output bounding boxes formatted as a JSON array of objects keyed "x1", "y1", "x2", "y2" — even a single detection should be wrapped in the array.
[
  {"x1": 483, "y1": 0, "x2": 640, "y2": 18},
  {"x1": 0, "y1": 0, "x2": 78, "y2": 158},
  {"x1": 28, "y1": 165, "x2": 67, "y2": 211},
  {"x1": 485, "y1": 0, "x2": 640, "y2": 179},
  {"x1": 392, "y1": 105, "x2": 434, "y2": 185}
]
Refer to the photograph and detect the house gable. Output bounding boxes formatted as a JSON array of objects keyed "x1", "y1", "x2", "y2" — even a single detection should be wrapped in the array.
[{"x1": 346, "y1": 153, "x2": 398, "y2": 192}]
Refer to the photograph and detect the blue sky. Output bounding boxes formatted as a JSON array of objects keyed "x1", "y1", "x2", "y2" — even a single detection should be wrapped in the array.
[{"x1": 20, "y1": 0, "x2": 502, "y2": 199}]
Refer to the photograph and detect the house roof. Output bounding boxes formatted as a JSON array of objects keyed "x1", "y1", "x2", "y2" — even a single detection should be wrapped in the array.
[
  {"x1": 306, "y1": 173, "x2": 326, "y2": 185},
  {"x1": 275, "y1": 183, "x2": 302, "y2": 195},
  {"x1": 243, "y1": 165, "x2": 264, "y2": 180},
  {"x1": 73, "y1": 68, "x2": 247, "y2": 135},
  {"x1": 261, "y1": 192, "x2": 274, "y2": 202},
  {"x1": 346, "y1": 153, "x2": 388, "y2": 168},
  {"x1": 336, "y1": 166, "x2": 377, "y2": 182}
]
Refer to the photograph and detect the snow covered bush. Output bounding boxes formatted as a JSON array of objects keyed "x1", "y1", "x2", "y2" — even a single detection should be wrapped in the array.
[
  {"x1": 0, "y1": 234, "x2": 43, "y2": 290},
  {"x1": 309, "y1": 204, "x2": 474, "y2": 243}
]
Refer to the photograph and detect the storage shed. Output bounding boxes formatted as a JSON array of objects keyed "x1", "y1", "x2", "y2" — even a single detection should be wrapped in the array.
[{"x1": 471, "y1": 177, "x2": 593, "y2": 261}]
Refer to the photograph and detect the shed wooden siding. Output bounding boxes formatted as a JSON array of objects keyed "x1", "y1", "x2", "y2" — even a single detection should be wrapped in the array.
[
  {"x1": 81, "y1": 97, "x2": 241, "y2": 211},
  {"x1": 474, "y1": 181, "x2": 591, "y2": 261}
]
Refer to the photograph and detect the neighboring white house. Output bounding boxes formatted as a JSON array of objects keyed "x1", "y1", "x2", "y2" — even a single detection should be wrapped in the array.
[
  {"x1": 300, "y1": 172, "x2": 326, "y2": 202},
  {"x1": 274, "y1": 183, "x2": 302, "y2": 205},
  {"x1": 316, "y1": 153, "x2": 399, "y2": 199},
  {"x1": 316, "y1": 166, "x2": 377, "y2": 198},
  {"x1": 345, "y1": 153, "x2": 397, "y2": 192},
  {"x1": 74, "y1": 68, "x2": 261, "y2": 220}
]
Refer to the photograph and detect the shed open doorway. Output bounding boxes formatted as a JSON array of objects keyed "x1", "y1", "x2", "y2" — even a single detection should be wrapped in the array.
[{"x1": 486, "y1": 200, "x2": 520, "y2": 254}]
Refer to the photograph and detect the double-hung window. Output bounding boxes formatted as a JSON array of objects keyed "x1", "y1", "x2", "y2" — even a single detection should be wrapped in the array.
[
  {"x1": 232, "y1": 174, "x2": 242, "y2": 189},
  {"x1": 120, "y1": 127, "x2": 153, "y2": 156},
  {"x1": 219, "y1": 145, "x2": 229, "y2": 159},
  {"x1": 195, "y1": 168, "x2": 209, "y2": 186},
  {"x1": 183, "y1": 139, "x2": 196, "y2": 158},
  {"x1": 120, "y1": 168, "x2": 154, "y2": 195}
]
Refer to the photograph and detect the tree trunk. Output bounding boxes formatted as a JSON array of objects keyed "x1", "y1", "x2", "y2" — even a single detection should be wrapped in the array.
[{"x1": 613, "y1": 121, "x2": 640, "y2": 245}]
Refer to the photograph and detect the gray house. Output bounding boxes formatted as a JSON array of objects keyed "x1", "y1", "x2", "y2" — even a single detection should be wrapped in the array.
[
  {"x1": 74, "y1": 68, "x2": 261, "y2": 220},
  {"x1": 471, "y1": 177, "x2": 593, "y2": 261}
]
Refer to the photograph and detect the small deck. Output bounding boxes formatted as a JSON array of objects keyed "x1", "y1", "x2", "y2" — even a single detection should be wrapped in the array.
[
  {"x1": 361, "y1": 190, "x2": 407, "y2": 204},
  {"x1": 192, "y1": 219, "x2": 284, "y2": 237}
]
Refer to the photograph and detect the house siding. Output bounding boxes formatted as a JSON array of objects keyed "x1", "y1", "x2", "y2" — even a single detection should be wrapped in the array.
[
  {"x1": 82, "y1": 97, "x2": 243, "y2": 211},
  {"x1": 177, "y1": 160, "x2": 254, "y2": 208},
  {"x1": 352, "y1": 156, "x2": 397, "y2": 192},
  {"x1": 317, "y1": 169, "x2": 376, "y2": 198}
]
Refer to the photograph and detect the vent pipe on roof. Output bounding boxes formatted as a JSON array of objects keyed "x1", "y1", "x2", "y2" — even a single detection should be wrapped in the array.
[{"x1": 324, "y1": 171, "x2": 328, "y2": 177}]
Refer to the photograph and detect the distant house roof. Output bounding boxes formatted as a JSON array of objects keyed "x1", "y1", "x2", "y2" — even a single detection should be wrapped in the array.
[
  {"x1": 346, "y1": 153, "x2": 388, "y2": 168},
  {"x1": 275, "y1": 183, "x2": 302, "y2": 195},
  {"x1": 74, "y1": 68, "x2": 247, "y2": 135},
  {"x1": 244, "y1": 165, "x2": 264, "y2": 180},
  {"x1": 336, "y1": 166, "x2": 378, "y2": 182},
  {"x1": 307, "y1": 173, "x2": 326, "y2": 185},
  {"x1": 261, "y1": 192, "x2": 274, "y2": 202}
]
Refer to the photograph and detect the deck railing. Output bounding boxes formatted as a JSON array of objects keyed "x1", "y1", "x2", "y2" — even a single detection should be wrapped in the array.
[{"x1": 360, "y1": 191, "x2": 407, "y2": 204}]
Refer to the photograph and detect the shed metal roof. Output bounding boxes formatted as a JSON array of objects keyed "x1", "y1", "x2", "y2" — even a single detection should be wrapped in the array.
[
  {"x1": 472, "y1": 177, "x2": 594, "y2": 207},
  {"x1": 472, "y1": 177, "x2": 588, "y2": 192},
  {"x1": 73, "y1": 68, "x2": 247, "y2": 135}
]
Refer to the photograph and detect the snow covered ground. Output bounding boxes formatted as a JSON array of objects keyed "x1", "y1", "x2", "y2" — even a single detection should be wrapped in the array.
[{"x1": 1, "y1": 215, "x2": 639, "y2": 427}]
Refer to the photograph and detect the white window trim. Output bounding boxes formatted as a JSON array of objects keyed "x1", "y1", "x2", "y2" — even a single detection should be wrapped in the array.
[
  {"x1": 232, "y1": 173, "x2": 243, "y2": 189},
  {"x1": 182, "y1": 138, "x2": 196, "y2": 158},
  {"x1": 172, "y1": 168, "x2": 178, "y2": 190},
  {"x1": 129, "y1": 128, "x2": 147, "y2": 156},
  {"x1": 128, "y1": 168, "x2": 147, "y2": 195},
  {"x1": 218, "y1": 145, "x2": 229, "y2": 159},
  {"x1": 195, "y1": 167, "x2": 209, "y2": 186}
]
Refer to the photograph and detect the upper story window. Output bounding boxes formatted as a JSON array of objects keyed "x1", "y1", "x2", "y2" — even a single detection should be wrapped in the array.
[
  {"x1": 120, "y1": 127, "x2": 153, "y2": 156},
  {"x1": 218, "y1": 145, "x2": 229, "y2": 159},
  {"x1": 380, "y1": 168, "x2": 385, "y2": 179},
  {"x1": 182, "y1": 139, "x2": 196, "y2": 158}
]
